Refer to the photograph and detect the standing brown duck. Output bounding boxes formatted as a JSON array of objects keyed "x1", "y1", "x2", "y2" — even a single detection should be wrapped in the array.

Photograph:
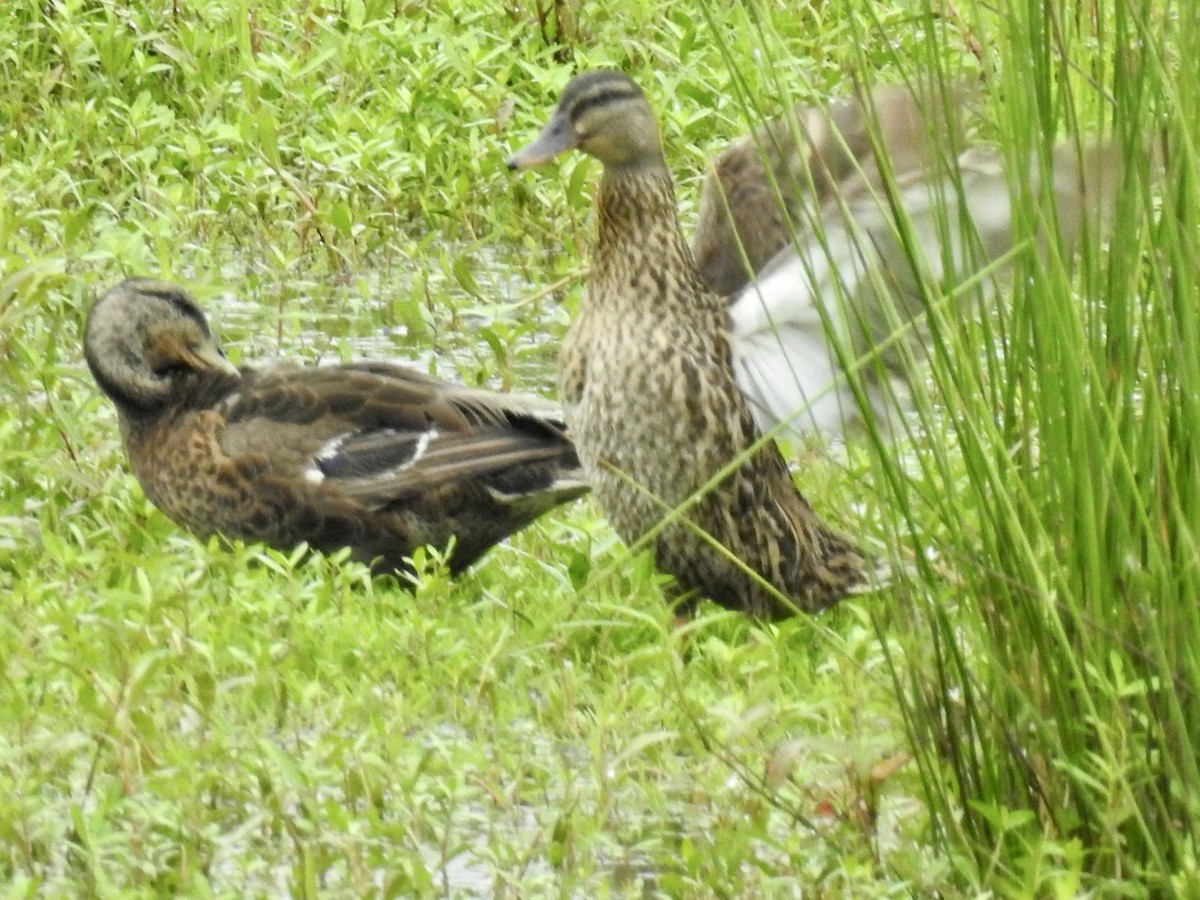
[
  {"x1": 508, "y1": 71, "x2": 877, "y2": 618},
  {"x1": 84, "y1": 278, "x2": 588, "y2": 576}
]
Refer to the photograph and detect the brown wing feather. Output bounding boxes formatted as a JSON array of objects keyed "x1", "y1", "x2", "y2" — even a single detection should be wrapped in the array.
[{"x1": 219, "y1": 360, "x2": 578, "y2": 511}]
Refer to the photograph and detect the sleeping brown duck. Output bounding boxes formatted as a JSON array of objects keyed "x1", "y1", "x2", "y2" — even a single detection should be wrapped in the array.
[{"x1": 84, "y1": 278, "x2": 588, "y2": 575}]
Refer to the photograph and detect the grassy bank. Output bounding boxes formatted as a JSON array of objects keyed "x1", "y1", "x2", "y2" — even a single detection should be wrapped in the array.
[{"x1": 1, "y1": 0, "x2": 1192, "y2": 895}]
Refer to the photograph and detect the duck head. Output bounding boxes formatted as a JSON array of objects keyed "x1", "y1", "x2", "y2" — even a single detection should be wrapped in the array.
[
  {"x1": 507, "y1": 70, "x2": 665, "y2": 171},
  {"x1": 84, "y1": 278, "x2": 239, "y2": 418}
]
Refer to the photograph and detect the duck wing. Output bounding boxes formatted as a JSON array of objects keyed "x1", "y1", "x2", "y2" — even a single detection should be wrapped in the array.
[
  {"x1": 727, "y1": 140, "x2": 1122, "y2": 441},
  {"x1": 219, "y1": 362, "x2": 585, "y2": 511}
]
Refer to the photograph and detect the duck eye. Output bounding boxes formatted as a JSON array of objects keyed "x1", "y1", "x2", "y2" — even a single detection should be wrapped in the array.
[{"x1": 151, "y1": 358, "x2": 191, "y2": 377}]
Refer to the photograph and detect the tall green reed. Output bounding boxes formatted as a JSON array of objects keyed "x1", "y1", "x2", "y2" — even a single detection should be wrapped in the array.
[{"x1": 709, "y1": 0, "x2": 1192, "y2": 890}]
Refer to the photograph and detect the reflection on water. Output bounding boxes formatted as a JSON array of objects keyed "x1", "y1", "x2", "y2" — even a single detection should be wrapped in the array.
[{"x1": 207, "y1": 245, "x2": 573, "y2": 397}]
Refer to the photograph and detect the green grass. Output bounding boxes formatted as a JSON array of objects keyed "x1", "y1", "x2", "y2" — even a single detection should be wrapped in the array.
[{"x1": 1, "y1": 0, "x2": 1193, "y2": 895}]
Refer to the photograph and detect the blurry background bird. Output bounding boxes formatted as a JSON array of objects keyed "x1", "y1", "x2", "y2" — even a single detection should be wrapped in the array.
[{"x1": 690, "y1": 81, "x2": 1124, "y2": 442}]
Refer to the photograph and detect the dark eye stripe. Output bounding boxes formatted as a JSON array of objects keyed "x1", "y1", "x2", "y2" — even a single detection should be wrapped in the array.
[{"x1": 568, "y1": 85, "x2": 644, "y2": 122}]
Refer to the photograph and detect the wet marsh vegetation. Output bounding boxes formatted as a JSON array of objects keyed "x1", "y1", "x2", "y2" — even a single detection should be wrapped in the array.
[{"x1": 2, "y1": 0, "x2": 1197, "y2": 895}]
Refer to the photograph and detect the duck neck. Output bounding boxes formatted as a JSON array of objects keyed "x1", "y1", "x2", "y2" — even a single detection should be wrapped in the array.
[
  {"x1": 593, "y1": 164, "x2": 718, "y2": 313},
  {"x1": 119, "y1": 368, "x2": 241, "y2": 432}
]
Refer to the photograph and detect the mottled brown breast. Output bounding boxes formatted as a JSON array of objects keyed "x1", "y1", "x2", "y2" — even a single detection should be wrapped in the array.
[{"x1": 123, "y1": 408, "x2": 239, "y2": 540}]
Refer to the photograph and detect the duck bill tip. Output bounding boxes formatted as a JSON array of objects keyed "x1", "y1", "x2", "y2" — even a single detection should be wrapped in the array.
[
  {"x1": 184, "y1": 346, "x2": 239, "y2": 377},
  {"x1": 506, "y1": 143, "x2": 560, "y2": 170},
  {"x1": 506, "y1": 117, "x2": 578, "y2": 170}
]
